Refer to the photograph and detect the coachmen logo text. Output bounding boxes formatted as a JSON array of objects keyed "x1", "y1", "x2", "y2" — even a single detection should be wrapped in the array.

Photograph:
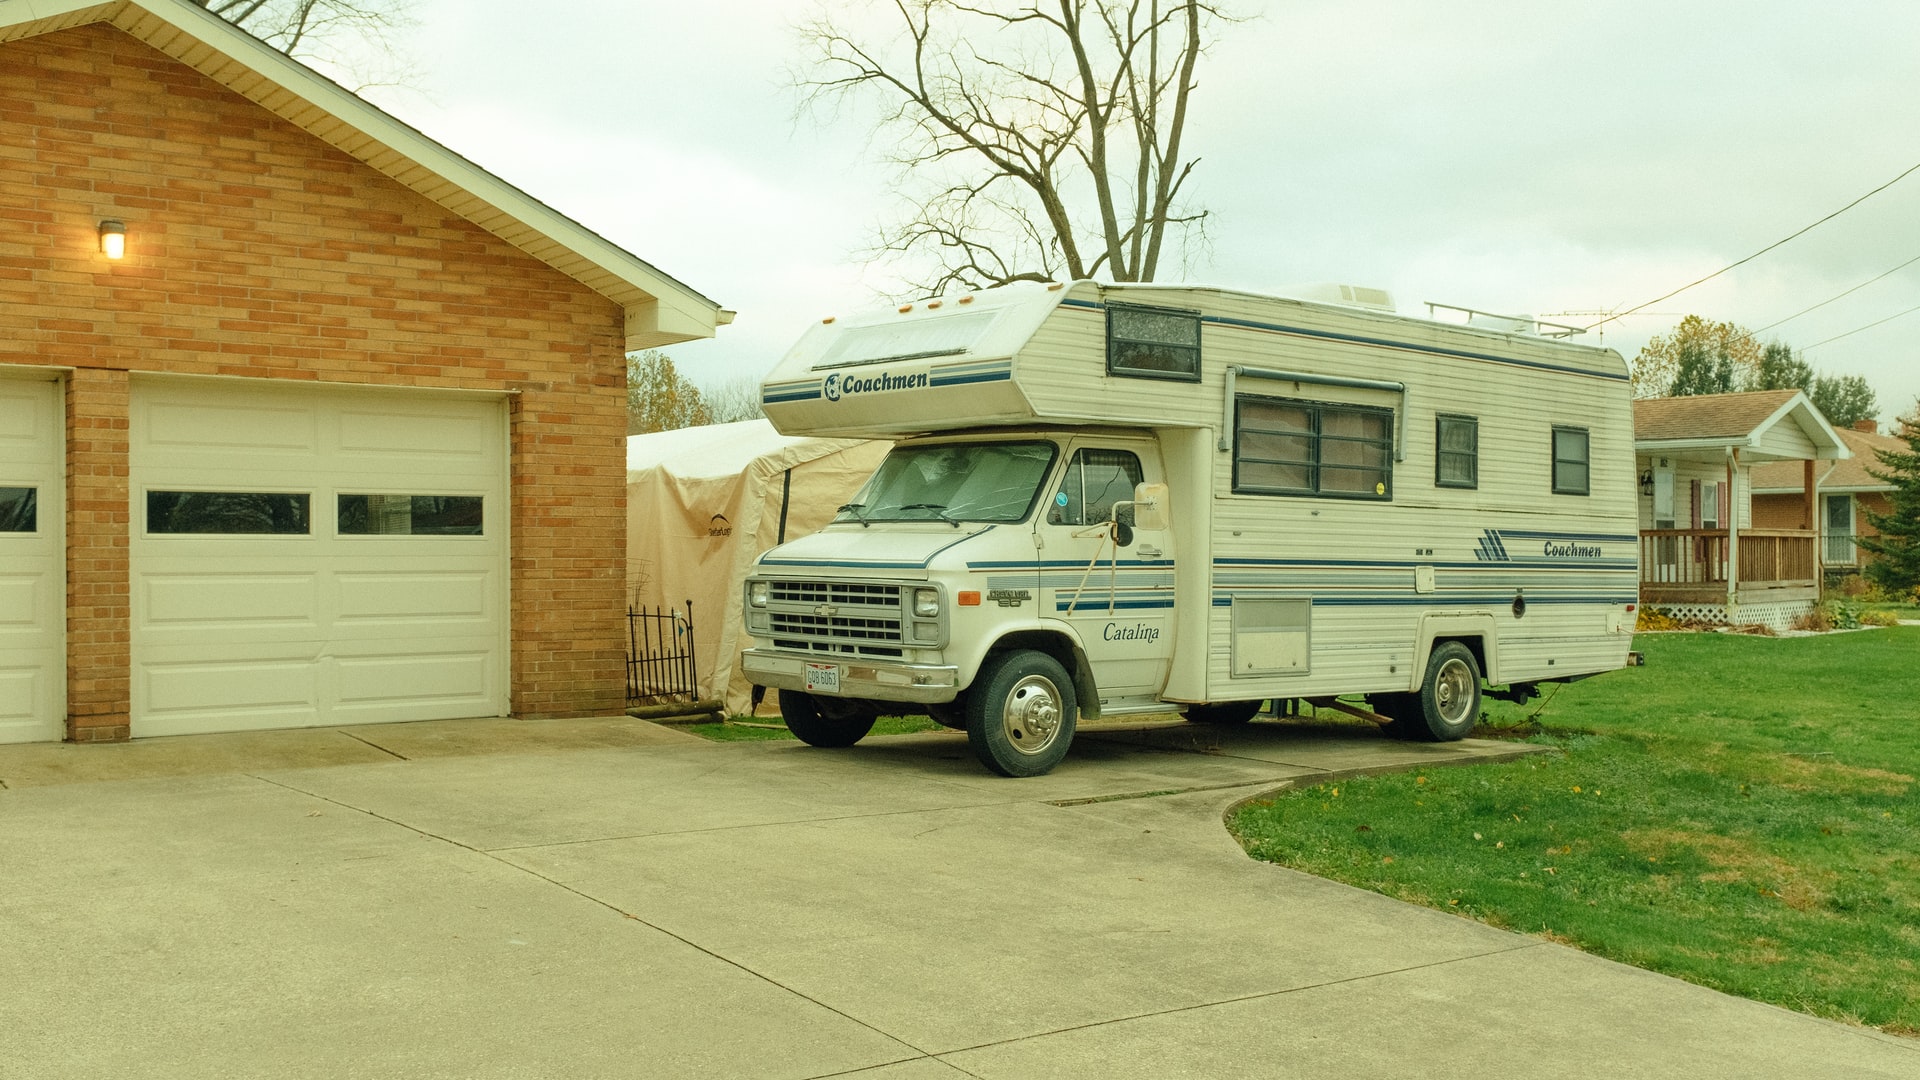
[
  {"x1": 1543, "y1": 540, "x2": 1601, "y2": 559},
  {"x1": 823, "y1": 369, "x2": 929, "y2": 402}
]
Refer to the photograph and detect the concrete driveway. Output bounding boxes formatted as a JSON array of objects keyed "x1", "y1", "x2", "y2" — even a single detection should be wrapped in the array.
[{"x1": 1, "y1": 718, "x2": 1913, "y2": 1079}]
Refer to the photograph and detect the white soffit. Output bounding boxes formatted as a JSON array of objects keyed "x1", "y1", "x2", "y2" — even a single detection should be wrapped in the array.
[{"x1": 0, "y1": 0, "x2": 724, "y2": 350}]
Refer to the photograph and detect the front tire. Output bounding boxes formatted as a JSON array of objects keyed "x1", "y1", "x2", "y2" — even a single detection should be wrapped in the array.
[
  {"x1": 780, "y1": 692, "x2": 877, "y2": 748},
  {"x1": 966, "y1": 650, "x2": 1077, "y2": 777},
  {"x1": 1395, "y1": 641, "x2": 1482, "y2": 741}
]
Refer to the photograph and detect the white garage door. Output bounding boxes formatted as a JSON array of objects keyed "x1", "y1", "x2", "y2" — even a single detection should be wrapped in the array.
[
  {"x1": 0, "y1": 372, "x2": 65, "y2": 744},
  {"x1": 130, "y1": 378, "x2": 509, "y2": 737}
]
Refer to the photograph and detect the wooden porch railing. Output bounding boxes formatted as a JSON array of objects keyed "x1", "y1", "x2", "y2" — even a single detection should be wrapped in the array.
[{"x1": 1638, "y1": 528, "x2": 1818, "y2": 600}]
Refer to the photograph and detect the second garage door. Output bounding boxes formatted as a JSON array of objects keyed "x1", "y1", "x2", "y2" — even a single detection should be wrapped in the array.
[{"x1": 130, "y1": 378, "x2": 509, "y2": 737}]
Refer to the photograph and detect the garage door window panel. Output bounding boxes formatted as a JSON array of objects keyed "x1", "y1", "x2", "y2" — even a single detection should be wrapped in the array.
[
  {"x1": 0, "y1": 487, "x2": 34, "y2": 532},
  {"x1": 338, "y1": 495, "x2": 484, "y2": 536},
  {"x1": 147, "y1": 491, "x2": 311, "y2": 535}
]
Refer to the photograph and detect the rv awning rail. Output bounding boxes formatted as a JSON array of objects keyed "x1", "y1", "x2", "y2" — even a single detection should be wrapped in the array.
[{"x1": 1220, "y1": 366, "x2": 1408, "y2": 461}]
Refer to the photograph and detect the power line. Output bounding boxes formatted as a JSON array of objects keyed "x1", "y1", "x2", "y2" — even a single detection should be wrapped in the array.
[
  {"x1": 1587, "y1": 158, "x2": 1920, "y2": 332},
  {"x1": 1801, "y1": 300, "x2": 1920, "y2": 350},
  {"x1": 1757, "y1": 252, "x2": 1920, "y2": 333}
]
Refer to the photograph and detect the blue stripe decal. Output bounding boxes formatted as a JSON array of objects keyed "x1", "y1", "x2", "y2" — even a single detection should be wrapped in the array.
[
  {"x1": 1059, "y1": 296, "x2": 1625, "y2": 381},
  {"x1": 1211, "y1": 557, "x2": 1634, "y2": 572},
  {"x1": 1058, "y1": 599, "x2": 1176, "y2": 611},
  {"x1": 759, "y1": 559, "x2": 928, "y2": 569},
  {"x1": 929, "y1": 371, "x2": 1014, "y2": 387},
  {"x1": 763, "y1": 387, "x2": 822, "y2": 404},
  {"x1": 760, "y1": 526, "x2": 994, "y2": 572},
  {"x1": 1211, "y1": 595, "x2": 1636, "y2": 607},
  {"x1": 1497, "y1": 530, "x2": 1641, "y2": 543},
  {"x1": 972, "y1": 559, "x2": 1177, "y2": 569}
]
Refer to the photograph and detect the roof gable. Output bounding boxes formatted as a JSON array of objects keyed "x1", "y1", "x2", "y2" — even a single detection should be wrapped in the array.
[
  {"x1": 0, "y1": 0, "x2": 726, "y2": 350},
  {"x1": 1632, "y1": 389, "x2": 1848, "y2": 462},
  {"x1": 1752, "y1": 426, "x2": 1903, "y2": 493}
]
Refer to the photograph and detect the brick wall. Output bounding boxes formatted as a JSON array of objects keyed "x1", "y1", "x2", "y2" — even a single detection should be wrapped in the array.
[{"x1": 0, "y1": 25, "x2": 633, "y2": 732}]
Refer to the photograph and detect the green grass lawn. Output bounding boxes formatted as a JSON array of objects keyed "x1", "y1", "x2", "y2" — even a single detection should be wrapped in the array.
[
  {"x1": 1230, "y1": 627, "x2": 1920, "y2": 1036},
  {"x1": 685, "y1": 714, "x2": 945, "y2": 741}
]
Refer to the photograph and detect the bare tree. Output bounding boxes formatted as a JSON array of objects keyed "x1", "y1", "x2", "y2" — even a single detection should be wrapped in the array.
[
  {"x1": 797, "y1": 0, "x2": 1226, "y2": 295},
  {"x1": 188, "y1": 0, "x2": 415, "y2": 87},
  {"x1": 700, "y1": 375, "x2": 770, "y2": 425}
]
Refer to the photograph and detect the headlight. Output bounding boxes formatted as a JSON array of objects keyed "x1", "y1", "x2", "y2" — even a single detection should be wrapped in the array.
[
  {"x1": 913, "y1": 587, "x2": 940, "y2": 618},
  {"x1": 748, "y1": 581, "x2": 770, "y2": 608}
]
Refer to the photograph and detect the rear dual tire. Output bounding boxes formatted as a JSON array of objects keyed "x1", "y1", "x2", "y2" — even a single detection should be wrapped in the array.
[{"x1": 1376, "y1": 641, "x2": 1482, "y2": 741}]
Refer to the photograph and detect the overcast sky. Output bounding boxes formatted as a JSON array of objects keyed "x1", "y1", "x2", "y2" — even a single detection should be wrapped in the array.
[{"x1": 343, "y1": 0, "x2": 1920, "y2": 424}]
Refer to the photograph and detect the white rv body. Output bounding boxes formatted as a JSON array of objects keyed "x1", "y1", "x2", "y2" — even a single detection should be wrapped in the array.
[{"x1": 743, "y1": 281, "x2": 1638, "y2": 775}]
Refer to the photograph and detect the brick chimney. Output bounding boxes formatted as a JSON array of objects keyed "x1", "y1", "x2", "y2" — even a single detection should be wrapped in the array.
[{"x1": 1853, "y1": 419, "x2": 1879, "y2": 433}]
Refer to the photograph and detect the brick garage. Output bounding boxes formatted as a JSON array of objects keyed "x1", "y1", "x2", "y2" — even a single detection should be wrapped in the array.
[{"x1": 0, "y1": 1, "x2": 725, "y2": 742}]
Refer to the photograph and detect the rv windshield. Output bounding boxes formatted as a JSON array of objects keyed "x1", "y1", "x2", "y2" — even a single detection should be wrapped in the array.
[{"x1": 836, "y1": 441, "x2": 1057, "y2": 525}]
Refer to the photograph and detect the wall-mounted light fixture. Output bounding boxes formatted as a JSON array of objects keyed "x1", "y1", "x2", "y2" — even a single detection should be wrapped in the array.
[
  {"x1": 99, "y1": 219, "x2": 126, "y2": 259},
  {"x1": 1638, "y1": 467, "x2": 1654, "y2": 496}
]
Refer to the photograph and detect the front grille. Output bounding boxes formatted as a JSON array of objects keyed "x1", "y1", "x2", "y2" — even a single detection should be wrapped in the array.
[
  {"x1": 770, "y1": 580, "x2": 902, "y2": 607},
  {"x1": 762, "y1": 578, "x2": 910, "y2": 657}
]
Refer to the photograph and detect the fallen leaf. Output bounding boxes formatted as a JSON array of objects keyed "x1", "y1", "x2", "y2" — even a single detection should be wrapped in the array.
[
  {"x1": 1496, "y1": 841, "x2": 1505, "y2": 849},
  {"x1": 1473, "y1": 832, "x2": 1483, "y2": 840}
]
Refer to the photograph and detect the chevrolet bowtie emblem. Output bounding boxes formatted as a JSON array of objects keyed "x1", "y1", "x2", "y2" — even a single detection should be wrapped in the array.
[{"x1": 814, "y1": 603, "x2": 837, "y2": 617}]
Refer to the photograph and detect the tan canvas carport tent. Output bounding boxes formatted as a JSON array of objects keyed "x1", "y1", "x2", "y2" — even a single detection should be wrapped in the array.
[{"x1": 626, "y1": 420, "x2": 889, "y2": 715}]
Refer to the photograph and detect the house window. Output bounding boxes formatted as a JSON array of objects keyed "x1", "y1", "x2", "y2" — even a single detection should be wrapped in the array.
[
  {"x1": 1107, "y1": 303, "x2": 1201, "y2": 381},
  {"x1": 1048, "y1": 449, "x2": 1144, "y2": 526},
  {"x1": 147, "y1": 491, "x2": 310, "y2": 534},
  {"x1": 1434, "y1": 415, "x2": 1478, "y2": 489},
  {"x1": 1551, "y1": 426, "x2": 1590, "y2": 495},
  {"x1": 1235, "y1": 396, "x2": 1393, "y2": 500},
  {"x1": 0, "y1": 487, "x2": 34, "y2": 532},
  {"x1": 338, "y1": 495, "x2": 484, "y2": 536},
  {"x1": 1700, "y1": 481, "x2": 1720, "y2": 528}
]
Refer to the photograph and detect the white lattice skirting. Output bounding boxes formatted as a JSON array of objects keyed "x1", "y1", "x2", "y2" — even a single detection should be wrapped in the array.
[{"x1": 1650, "y1": 600, "x2": 1815, "y2": 632}]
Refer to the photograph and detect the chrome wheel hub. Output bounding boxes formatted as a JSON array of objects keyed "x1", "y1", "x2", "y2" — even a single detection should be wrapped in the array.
[
  {"x1": 1002, "y1": 675, "x2": 1062, "y2": 754},
  {"x1": 1435, "y1": 658, "x2": 1474, "y2": 724}
]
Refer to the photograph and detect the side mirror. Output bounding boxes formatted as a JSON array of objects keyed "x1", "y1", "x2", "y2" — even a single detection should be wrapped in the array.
[{"x1": 1129, "y1": 482, "x2": 1169, "y2": 531}]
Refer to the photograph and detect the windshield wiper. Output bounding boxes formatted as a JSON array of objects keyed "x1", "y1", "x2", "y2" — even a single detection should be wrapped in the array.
[
  {"x1": 896, "y1": 503, "x2": 961, "y2": 528},
  {"x1": 836, "y1": 502, "x2": 870, "y2": 527}
]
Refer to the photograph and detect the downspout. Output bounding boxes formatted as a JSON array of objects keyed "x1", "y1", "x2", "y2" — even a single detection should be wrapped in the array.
[{"x1": 1726, "y1": 446, "x2": 1740, "y2": 619}]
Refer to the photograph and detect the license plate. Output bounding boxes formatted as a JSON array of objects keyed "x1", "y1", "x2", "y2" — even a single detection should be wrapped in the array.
[{"x1": 804, "y1": 663, "x2": 841, "y2": 693}]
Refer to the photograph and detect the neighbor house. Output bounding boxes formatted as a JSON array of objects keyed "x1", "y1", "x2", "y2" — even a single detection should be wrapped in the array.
[
  {"x1": 0, "y1": 0, "x2": 728, "y2": 743},
  {"x1": 1751, "y1": 421, "x2": 1903, "y2": 576},
  {"x1": 1632, "y1": 390, "x2": 1847, "y2": 629}
]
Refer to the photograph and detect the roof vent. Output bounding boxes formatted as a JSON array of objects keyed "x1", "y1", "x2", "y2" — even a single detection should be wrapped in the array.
[{"x1": 1277, "y1": 282, "x2": 1397, "y2": 313}]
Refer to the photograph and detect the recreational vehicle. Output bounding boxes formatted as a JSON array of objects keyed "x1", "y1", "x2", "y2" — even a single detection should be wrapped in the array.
[{"x1": 742, "y1": 282, "x2": 1639, "y2": 776}]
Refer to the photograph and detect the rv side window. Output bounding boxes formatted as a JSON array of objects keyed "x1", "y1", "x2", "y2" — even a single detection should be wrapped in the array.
[
  {"x1": 1552, "y1": 426, "x2": 1590, "y2": 495},
  {"x1": 1106, "y1": 303, "x2": 1201, "y2": 381},
  {"x1": 1233, "y1": 396, "x2": 1393, "y2": 500},
  {"x1": 1049, "y1": 449, "x2": 1145, "y2": 525},
  {"x1": 1435, "y1": 415, "x2": 1478, "y2": 489}
]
